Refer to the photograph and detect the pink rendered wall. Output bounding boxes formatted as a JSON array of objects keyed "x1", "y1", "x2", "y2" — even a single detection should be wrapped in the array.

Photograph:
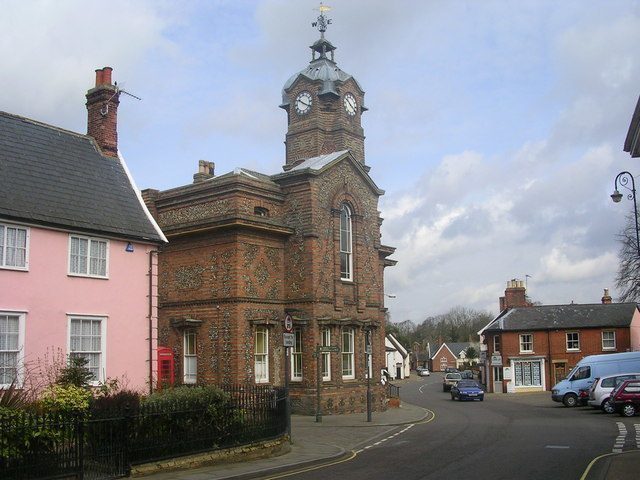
[
  {"x1": 631, "y1": 309, "x2": 640, "y2": 352},
  {"x1": 0, "y1": 225, "x2": 157, "y2": 392}
]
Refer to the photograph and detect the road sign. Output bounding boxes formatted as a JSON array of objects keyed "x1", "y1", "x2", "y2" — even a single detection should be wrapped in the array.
[
  {"x1": 317, "y1": 345, "x2": 340, "y2": 353},
  {"x1": 284, "y1": 314, "x2": 293, "y2": 333},
  {"x1": 283, "y1": 333, "x2": 295, "y2": 347}
]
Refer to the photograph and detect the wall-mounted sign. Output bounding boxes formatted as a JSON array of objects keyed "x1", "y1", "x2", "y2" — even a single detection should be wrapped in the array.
[
  {"x1": 284, "y1": 314, "x2": 293, "y2": 333},
  {"x1": 491, "y1": 354, "x2": 503, "y2": 366},
  {"x1": 283, "y1": 332, "x2": 295, "y2": 348}
]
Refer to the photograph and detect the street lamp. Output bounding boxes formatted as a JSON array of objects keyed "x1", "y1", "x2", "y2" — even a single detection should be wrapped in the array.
[{"x1": 611, "y1": 171, "x2": 640, "y2": 257}]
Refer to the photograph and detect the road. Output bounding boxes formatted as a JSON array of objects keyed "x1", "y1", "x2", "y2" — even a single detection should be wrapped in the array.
[{"x1": 280, "y1": 374, "x2": 639, "y2": 480}]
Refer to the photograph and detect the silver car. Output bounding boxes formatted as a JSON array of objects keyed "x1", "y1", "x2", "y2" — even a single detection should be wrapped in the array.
[{"x1": 588, "y1": 372, "x2": 640, "y2": 413}]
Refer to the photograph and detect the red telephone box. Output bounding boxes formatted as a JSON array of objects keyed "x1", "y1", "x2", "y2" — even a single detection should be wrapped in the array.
[{"x1": 157, "y1": 347, "x2": 174, "y2": 389}]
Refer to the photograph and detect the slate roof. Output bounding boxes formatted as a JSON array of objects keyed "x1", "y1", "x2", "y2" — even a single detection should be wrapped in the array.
[
  {"x1": 281, "y1": 57, "x2": 364, "y2": 105},
  {"x1": 624, "y1": 94, "x2": 640, "y2": 158},
  {"x1": 483, "y1": 303, "x2": 638, "y2": 332},
  {"x1": 0, "y1": 111, "x2": 164, "y2": 243}
]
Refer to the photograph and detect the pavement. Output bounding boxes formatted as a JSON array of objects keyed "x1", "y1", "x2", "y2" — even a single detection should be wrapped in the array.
[{"x1": 137, "y1": 396, "x2": 638, "y2": 480}]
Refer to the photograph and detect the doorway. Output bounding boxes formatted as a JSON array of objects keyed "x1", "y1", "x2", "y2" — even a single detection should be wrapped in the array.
[
  {"x1": 554, "y1": 363, "x2": 566, "y2": 385},
  {"x1": 493, "y1": 366, "x2": 504, "y2": 393}
]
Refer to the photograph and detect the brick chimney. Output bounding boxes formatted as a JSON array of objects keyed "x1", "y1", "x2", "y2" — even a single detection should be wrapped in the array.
[
  {"x1": 499, "y1": 279, "x2": 530, "y2": 311},
  {"x1": 86, "y1": 67, "x2": 119, "y2": 157},
  {"x1": 601, "y1": 288, "x2": 612, "y2": 304},
  {"x1": 193, "y1": 160, "x2": 215, "y2": 183}
]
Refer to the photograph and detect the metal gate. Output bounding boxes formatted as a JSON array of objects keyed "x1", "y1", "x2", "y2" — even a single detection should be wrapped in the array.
[{"x1": 79, "y1": 414, "x2": 130, "y2": 480}]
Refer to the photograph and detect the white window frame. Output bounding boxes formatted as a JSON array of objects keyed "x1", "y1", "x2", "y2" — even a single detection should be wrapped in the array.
[
  {"x1": 339, "y1": 204, "x2": 353, "y2": 281},
  {"x1": 342, "y1": 327, "x2": 355, "y2": 380},
  {"x1": 68, "y1": 235, "x2": 109, "y2": 278},
  {"x1": 519, "y1": 333, "x2": 533, "y2": 353},
  {"x1": 321, "y1": 327, "x2": 331, "y2": 381},
  {"x1": 0, "y1": 311, "x2": 25, "y2": 387},
  {"x1": 602, "y1": 330, "x2": 616, "y2": 351},
  {"x1": 566, "y1": 332, "x2": 580, "y2": 351},
  {"x1": 291, "y1": 327, "x2": 303, "y2": 381},
  {"x1": 0, "y1": 223, "x2": 29, "y2": 271},
  {"x1": 493, "y1": 334, "x2": 501, "y2": 353},
  {"x1": 68, "y1": 315, "x2": 107, "y2": 386},
  {"x1": 254, "y1": 327, "x2": 269, "y2": 384},
  {"x1": 184, "y1": 331, "x2": 197, "y2": 384}
]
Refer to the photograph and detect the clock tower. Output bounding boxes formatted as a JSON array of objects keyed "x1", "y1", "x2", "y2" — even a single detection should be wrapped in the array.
[{"x1": 281, "y1": 8, "x2": 367, "y2": 170}]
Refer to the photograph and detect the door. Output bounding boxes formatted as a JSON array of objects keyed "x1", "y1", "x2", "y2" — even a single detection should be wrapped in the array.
[
  {"x1": 554, "y1": 363, "x2": 566, "y2": 385},
  {"x1": 493, "y1": 366, "x2": 504, "y2": 393}
]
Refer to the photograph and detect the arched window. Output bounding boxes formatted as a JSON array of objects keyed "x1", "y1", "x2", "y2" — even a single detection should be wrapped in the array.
[{"x1": 339, "y1": 204, "x2": 353, "y2": 281}]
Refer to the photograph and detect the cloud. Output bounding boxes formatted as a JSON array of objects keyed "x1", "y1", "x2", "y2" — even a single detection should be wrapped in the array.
[{"x1": 538, "y1": 247, "x2": 616, "y2": 283}]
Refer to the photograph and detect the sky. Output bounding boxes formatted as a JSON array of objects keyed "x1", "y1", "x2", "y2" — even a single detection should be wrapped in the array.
[{"x1": 2, "y1": 0, "x2": 640, "y2": 323}]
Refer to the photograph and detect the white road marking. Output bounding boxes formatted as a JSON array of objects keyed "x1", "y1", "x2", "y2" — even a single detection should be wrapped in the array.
[
  {"x1": 635, "y1": 424, "x2": 640, "y2": 449},
  {"x1": 354, "y1": 424, "x2": 415, "y2": 454},
  {"x1": 613, "y1": 422, "x2": 628, "y2": 453}
]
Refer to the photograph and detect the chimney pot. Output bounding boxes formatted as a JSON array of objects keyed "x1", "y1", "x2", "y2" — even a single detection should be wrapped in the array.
[
  {"x1": 602, "y1": 288, "x2": 612, "y2": 304},
  {"x1": 95, "y1": 69, "x2": 104, "y2": 87},
  {"x1": 102, "y1": 67, "x2": 113, "y2": 85}
]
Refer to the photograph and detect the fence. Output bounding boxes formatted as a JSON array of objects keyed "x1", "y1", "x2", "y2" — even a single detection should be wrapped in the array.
[
  {"x1": 387, "y1": 382, "x2": 400, "y2": 399},
  {"x1": 0, "y1": 385, "x2": 287, "y2": 480}
]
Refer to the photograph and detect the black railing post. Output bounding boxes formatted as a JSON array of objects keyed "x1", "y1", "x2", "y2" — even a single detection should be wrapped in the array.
[
  {"x1": 123, "y1": 403, "x2": 132, "y2": 477},
  {"x1": 76, "y1": 412, "x2": 84, "y2": 480}
]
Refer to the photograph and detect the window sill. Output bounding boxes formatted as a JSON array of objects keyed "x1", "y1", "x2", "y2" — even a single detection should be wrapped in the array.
[
  {"x1": 566, "y1": 349, "x2": 581, "y2": 353},
  {"x1": 68, "y1": 273, "x2": 109, "y2": 280},
  {"x1": 0, "y1": 265, "x2": 29, "y2": 272}
]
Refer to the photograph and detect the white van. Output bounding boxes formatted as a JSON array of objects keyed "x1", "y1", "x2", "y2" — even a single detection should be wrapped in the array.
[{"x1": 551, "y1": 351, "x2": 640, "y2": 407}]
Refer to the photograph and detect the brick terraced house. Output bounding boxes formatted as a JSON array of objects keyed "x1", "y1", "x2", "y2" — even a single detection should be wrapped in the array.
[
  {"x1": 479, "y1": 280, "x2": 640, "y2": 394},
  {"x1": 143, "y1": 14, "x2": 396, "y2": 414}
]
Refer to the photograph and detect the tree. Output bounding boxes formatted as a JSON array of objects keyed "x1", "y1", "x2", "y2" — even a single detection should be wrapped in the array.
[
  {"x1": 615, "y1": 215, "x2": 640, "y2": 302},
  {"x1": 464, "y1": 346, "x2": 478, "y2": 362}
]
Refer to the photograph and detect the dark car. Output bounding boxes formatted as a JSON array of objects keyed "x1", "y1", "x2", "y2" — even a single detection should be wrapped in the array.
[
  {"x1": 444, "y1": 367, "x2": 459, "y2": 374},
  {"x1": 451, "y1": 380, "x2": 484, "y2": 401},
  {"x1": 461, "y1": 370, "x2": 474, "y2": 379},
  {"x1": 443, "y1": 372, "x2": 462, "y2": 391},
  {"x1": 611, "y1": 379, "x2": 640, "y2": 417}
]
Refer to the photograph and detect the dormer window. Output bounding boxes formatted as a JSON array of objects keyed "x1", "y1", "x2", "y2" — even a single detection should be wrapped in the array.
[{"x1": 254, "y1": 207, "x2": 269, "y2": 217}]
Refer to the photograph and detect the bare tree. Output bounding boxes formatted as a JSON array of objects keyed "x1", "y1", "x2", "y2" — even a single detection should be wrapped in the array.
[{"x1": 615, "y1": 215, "x2": 640, "y2": 302}]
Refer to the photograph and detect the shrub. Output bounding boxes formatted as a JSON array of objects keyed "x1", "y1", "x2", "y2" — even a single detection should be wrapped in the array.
[
  {"x1": 91, "y1": 389, "x2": 141, "y2": 415},
  {"x1": 56, "y1": 356, "x2": 93, "y2": 389},
  {"x1": 40, "y1": 384, "x2": 91, "y2": 413},
  {"x1": 133, "y1": 385, "x2": 244, "y2": 457}
]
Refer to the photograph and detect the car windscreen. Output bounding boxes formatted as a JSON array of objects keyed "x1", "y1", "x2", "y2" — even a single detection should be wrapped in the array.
[{"x1": 458, "y1": 381, "x2": 478, "y2": 388}]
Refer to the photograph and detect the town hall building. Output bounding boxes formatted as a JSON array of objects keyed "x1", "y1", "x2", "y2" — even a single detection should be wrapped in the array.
[{"x1": 142, "y1": 12, "x2": 396, "y2": 414}]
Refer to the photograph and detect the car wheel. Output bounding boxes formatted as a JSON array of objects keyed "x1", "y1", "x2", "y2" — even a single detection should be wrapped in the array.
[
  {"x1": 563, "y1": 393, "x2": 578, "y2": 407},
  {"x1": 443, "y1": 385, "x2": 447, "y2": 392},
  {"x1": 602, "y1": 399, "x2": 615, "y2": 414},
  {"x1": 480, "y1": 396, "x2": 484, "y2": 402},
  {"x1": 622, "y1": 403, "x2": 636, "y2": 417}
]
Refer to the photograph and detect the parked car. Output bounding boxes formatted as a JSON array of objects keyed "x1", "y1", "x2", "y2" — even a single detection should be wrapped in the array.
[
  {"x1": 416, "y1": 367, "x2": 430, "y2": 377},
  {"x1": 577, "y1": 388, "x2": 590, "y2": 406},
  {"x1": 444, "y1": 367, "x2": 459, "y2": 374},
  {"x1": 461, "y1": 370, "x2": 474, "y2": 379},
  {"x1": 450, "y1": 380, "x2": 484, "y2": 401},
  {"x1": 551, "y1": 351, "x2": 640, "y2": 407},
  {"x1": 443, "y1": 372, "x2": 462, "y2": 392},
  {"x1": 610, "y1": 379, "x2": 640, "y2": 417},
  {"x1": 588, "y1": 373, "x2": 640, "y2": 413}
]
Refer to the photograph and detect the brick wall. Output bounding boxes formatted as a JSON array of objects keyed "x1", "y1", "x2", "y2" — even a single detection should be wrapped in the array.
[{"x1": 486, "y1": 327, "x2": 631, "y2": 391}]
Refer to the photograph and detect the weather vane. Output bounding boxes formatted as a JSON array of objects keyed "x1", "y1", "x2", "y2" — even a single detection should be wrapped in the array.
[{"x1": 312, "y1": 3, "x2": 332, "y2": 38}]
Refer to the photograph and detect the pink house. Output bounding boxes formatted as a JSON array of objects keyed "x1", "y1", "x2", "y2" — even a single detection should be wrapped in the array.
[{"x1": 0, "y1": 67, "x2": 166, "y2": 392}]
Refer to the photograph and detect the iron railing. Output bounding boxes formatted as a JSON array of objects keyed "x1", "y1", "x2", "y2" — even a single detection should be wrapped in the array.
[
  {"x1": 387, "y1": 382, "x2": 400, "y2": 399},
  {"x1": 0, "y1": 385, "x2": 286, "y2": 480}
]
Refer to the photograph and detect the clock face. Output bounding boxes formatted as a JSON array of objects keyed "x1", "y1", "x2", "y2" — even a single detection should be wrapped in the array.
[
  {"x1": 295, "y1": 91, "x2": 313, "y2": 115},
  {"x1": 344, "y1": 93, "x2": 357, "y2": 116}
]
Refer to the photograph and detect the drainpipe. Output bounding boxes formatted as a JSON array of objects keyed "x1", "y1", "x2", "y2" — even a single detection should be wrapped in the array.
[
  {"x1": 148, "y1": 249, "x2": 159, "y2": 395},
  {"x1": 547, "y1": 330, "x2": 552, "y2": 389}
]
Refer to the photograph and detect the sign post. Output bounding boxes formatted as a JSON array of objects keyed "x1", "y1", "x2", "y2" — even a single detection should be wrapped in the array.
[
  {"x1": 365, "y1": 330, "x2": 372, "y2": 422},
  {"x1": 314, "y1": 344, "x2": 340, "y2": 423},
  {"x1": 283, "y1": 314, "x2": 293, "y2": 442}
]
